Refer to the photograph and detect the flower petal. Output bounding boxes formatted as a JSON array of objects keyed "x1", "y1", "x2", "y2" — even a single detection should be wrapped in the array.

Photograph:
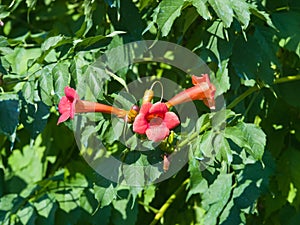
[
  {"x1": 192, "y1": 74, "x2": 209, "y2": 85},
  {"x1": 146, "y1": 123, "x2": 169, "y2": 142},
  {"x1": 203, "y1": 98, "x2": 216, "y2": 110},
  {"x1": 133, "y1": 114, "x2": 148, "y2": 134},
  {"x1": 164, "y1": 112, "x2": 180, "y2": 129},
  {"x1": 139, "y1": 102, "x2": 152, "y2": 115},
  {"x1": 149, "y1": 102, "x2": 168, "y2": 114},
  {"x1": 58, "y1": 96, "x2": 70, "y2": 114},
  {"x1": 57, "y1": 112, "x2": 70, "y2": 125},
  {"x1": 64, "y1": 86, "x2": 78, "y2": 101}
]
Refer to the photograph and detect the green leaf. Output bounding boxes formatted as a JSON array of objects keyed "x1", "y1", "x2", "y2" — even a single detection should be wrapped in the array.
[
  {"x1": 22, "y1": 81, "x2": 35, "y2": 104},
  {"x1": 225, "y1": 125, "x2": 249, "y2": 149},
  {"x1": 249, "y1": 5, "x2": 275, "y2": 29},
  {"x1": 4, "y1": 47, "x2": 41, "y2": 75},
  {"x1": 52, "y1": 62, "x2": 70, "y2": 101},
  {"x1": 108, "y1": 0, "x2": 144, "y2": 39},
  {"x1": 155, "y1": 0, "x2": 184, "y2": 36},
  {"x1": 94, "y1": 183, "x2": 117, "y2": 208},
  {"x1": 272, "y1": 11, "x2": 300, "y2": 57},
  {"x1": 41, "y1": 35, "x2": 67, "y2": 52},
  {"x1": 53, "y1": 177, "x2": 85, "y2": 213},
  {"x1": 0, "y1": 194, "x2": 23, "y2": 224},
  {"x1": 0, "y1": 97, "x2": 20, "y2": 140},
  {"x1": 74, "y1": 35, "x2": 106, "y2": 50},
  {"x1": 229, "y1": 0, "x2": 250, "y2": 28},
  {"x1": 142, "y1": 185, "x2": 156, "y2": 212},
  {"x1": 82, "y1": 66, "x2": 109, "y2": 100},
  {"x1": 187, "y1": 157, "x2": 208, "y2": 200},
  {"x1": 275, "y1": 80, "x2": 300, "y2": 109},
  {"x1": 0, "y1": 35, "x2": 8, "y2": 47},
  {"x1": 111, "y1": 91, "x2": 136, "y2": 110},
  {"x1": 17, "y1": 204, "x2": 36, "y2": 225},
  {"x1": 219, "y1": 152, "x2": 274, "y2": 224},
  {"x1": 241, "y1": 123, "x2": 266, "y2": 160},
  {"x1": 33, "y1": 194, "x2": 57, "y2": 221},
  {"x1": 39, "y1": 36, "x2": 72, "y2": 63},
  {"x1": 213, "y1": 133, "x2": 232, "y2": 164},
  {"x1": 20, "y1": 100, "x2": 50, "y2": 139},
  {"x1": 122, "y1": 151, "x2": 145, "y2": 186},
  {"x1": 111, "y1": 197, "x2": 138, "y2": 225},
  {"x1": 0, "y1": 193, "x2": 18, "y2": 211},
  {"x1": 278, "y1": 148, "x2": 300, "y2": 207},
  {"x1": 80, "y1": 125, "x2": 99, "y2": 148},
  {"x1": 54, "y1": 193, "x2": 79, "y2": 213},
  {"x1": 211, "y1": 59, "x2": 230, "y2": 96},
  {"x1": 0, "y1": 6, "x2": 10, "y2": 20},
  {"x1": 231, "y1": 35, "x2": 274, "y2": 84},
  {"x1": 191, "y1": 0, "x2": 211, "y2": 20},
  {"x1": 208, "y1": 0, "x2": 233, "y2": 28},
  {"x1": 70, "y1": 53, "x2": 88, "y2": 84},
  {"x1": 75, "y1": 0, "x2": 94, "y2": 37},
  {"x1": 8, "y1": 144, "x2": 45, "y2": 183},
  {"x1": 225, "y1": 122, "x2": 266, "y2": 160},
  {"x1": 202, "y1": 173, "x2": 233, "y2": 225},
  {"x1": 38, "y1": 67, "x2": 54, "y2": 106},
  {"x1": 199, "y1": 130, "x2": 215, "y2": 158}
]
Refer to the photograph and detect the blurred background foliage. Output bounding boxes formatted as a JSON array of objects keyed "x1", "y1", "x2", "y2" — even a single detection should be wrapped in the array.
[{"x1": 0, "y1": 0, "x2": 299, "y2": 224}]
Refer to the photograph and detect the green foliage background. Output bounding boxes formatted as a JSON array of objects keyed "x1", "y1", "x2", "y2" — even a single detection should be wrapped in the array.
[{"x1": 0, "y1": 0, "x2": 299, "y2": 224}]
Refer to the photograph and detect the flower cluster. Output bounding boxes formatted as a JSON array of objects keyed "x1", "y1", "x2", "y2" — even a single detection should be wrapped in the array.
[{"x1": 57, "y1": 74, "x2": 216, "y2": 142}]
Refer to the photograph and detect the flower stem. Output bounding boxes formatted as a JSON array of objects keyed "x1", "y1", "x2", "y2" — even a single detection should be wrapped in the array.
[{"x1": 149, "y1": 178, "x2": 190, "y2": 225}]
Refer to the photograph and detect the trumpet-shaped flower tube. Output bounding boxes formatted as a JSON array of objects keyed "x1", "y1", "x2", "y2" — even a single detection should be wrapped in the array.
[
  {"x1": 165, "y1": 74, "x2": 216, "y2": 109},
  {"x1": 57, "y1": 86, "x2": 128, "y2": 124},
  {"x1": 133, "y1": 102, "x2": 180, "y2": 142}
]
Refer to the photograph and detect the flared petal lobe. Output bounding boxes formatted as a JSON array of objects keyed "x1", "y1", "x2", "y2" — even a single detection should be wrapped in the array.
[
  {"x1": 133, "y1": 114, "x2": 149, "y2": 134},
  {"x1": 164, "y1": 112, "x2": 180, "y2": 129},
  {"x1": 132, "y1": 102, "x2": 180, "y2": 142},
  {"x1": 146, "y1": 123, "x2": 170, "y2": 142},
  {"x1": 149, "y1": 102, "x2": 168, "y2": 114},
  {"x1": 57, "y1": 87, "x2": 79, "y2": 124},
  {"x1": 64, "y1": 86, "x2": 79, "y2": 100}
]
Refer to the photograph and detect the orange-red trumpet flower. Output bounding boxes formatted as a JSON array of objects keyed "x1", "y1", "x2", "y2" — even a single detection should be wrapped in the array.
[
  {"x1": 57, "y1": 87, "x2": 128, "y2": 124},
  {"x1": 165, "y1": 74, "x2": 216, "y2": 110}
]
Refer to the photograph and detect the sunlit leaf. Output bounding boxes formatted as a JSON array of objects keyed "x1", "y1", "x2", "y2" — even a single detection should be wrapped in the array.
[
  {"x1": 94, "y1": 183, "x2": 117, "y2": 208},
  {"x1": 38, "y1": 67, "x2": 54, "y2": 106},
  {"x1": 202, "y1": 173, "x2": 233, "y2": 225},
  {"x1": 225, "y1": 122, "x2": 266, "y2": 160},
  {"x1": 208, "y1": 0, "x2": 233, "y2": 28},
  {"x1": 52, "y1": 62, "x2": 70, "y2": 101},
  {"x1": 155, "y1": 0, "x2": 184, "y2": 36},
  {"x1": 191, "y1": 0, "x2": 211, "y2": 20}
]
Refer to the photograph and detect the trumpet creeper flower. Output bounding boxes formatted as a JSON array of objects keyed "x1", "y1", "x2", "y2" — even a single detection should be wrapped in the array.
[
  {"x1": 57, "y1": 86, "x2": 127, "y2": 125},
  {"x1": 133, "y1": 102, "x2": 180, "y2": 142},
  {"x1": 166, "y1": 74, "x2": 216, "y2": 109}
]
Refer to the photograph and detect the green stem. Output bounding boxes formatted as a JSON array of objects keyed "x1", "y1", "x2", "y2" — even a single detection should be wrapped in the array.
[
  {"x1": 177, "y1": 122, "x2": 210, "y2": 148},
  {"x1": 149, "y1": 178, "x2": 190, "y2": 225},
  {"x1": 138, "y1": 201, "x2": 159, "y2": 213},
  {"x1": 227, "y1": 85, "x2": 261, "y2": 109},
  {"x1": 227, "y1": 74, "x2": 300, "y2": 110},
  {"x1": 274, "y1": 74, "x2": 300, "y2": 84}
]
